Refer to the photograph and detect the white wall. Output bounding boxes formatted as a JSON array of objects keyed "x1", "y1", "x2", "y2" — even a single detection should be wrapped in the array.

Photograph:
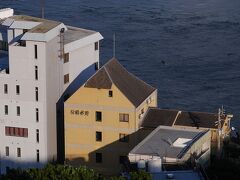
[{"x1": 0, "y1": 21, "x2": 101, "y2": 174}]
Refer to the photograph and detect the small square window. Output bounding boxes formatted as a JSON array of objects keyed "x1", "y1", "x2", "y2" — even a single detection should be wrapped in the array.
[
  {"x1": 64, "y1": 53, "x2": 69, "y2": 63},
  {"x1": 16, "y1": 85, "x2": 20, "y2": 95},
  {"x1": 17, "y1": 106, "x2": 20, "y2": 116},
  {"x1": 95, "y1": 62, "x2": 99, "y2": 70},
  {"x1": 96, "y1": 153, "x2": 102, "y2": 163},
  {"x1": 36, "y1": 149, "x2": 40, "y2": 162},
  {"x1": 96, "y1": 131, "x2": 102, "y2": 142},
  {"x1": 119, "y1": 113, "x2": 129, "y2": 122},
  {"x1": 96, "y1": 111, "x2": 102, "y2": 122},
  {"x1": 4, "y1": 105, "x2": 8, "y2": 115},
  {"x1": 108, "y1": 90, "x2": 113, "y2": 97},
  {"x1": 119, "y1": 133, "x2": 129, "y2": 143},
  {"x1": 34, "y1": 45, "x2": 38, "y2": 59},
  {"x1": 94, "y1": 42, "x2": 99, "y2": 51},
  {"x1": 17, "y1": 148, "x2": 21, "y2": 157},
  {"x1": 64, "y1": 74, "x2": 69, "y2": 84},
  {"x1": 5, "y1": 146, "x2": 9, "y2": 156},
  {"x1": 4, "y1": 84, "x2": 8, "y2": 94},
  {"x1": 36, "y1": 108, "x2": 39, "y2": 122}
]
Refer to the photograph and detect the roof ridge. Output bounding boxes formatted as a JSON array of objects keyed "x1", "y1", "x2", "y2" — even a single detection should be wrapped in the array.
[
  {"x1": 104, "y1": 66, "x2": 114, "y2": 84},
  {"x1": 84, "y1": 64, "x2": 106, "y2": 86},
  {"x1": 111, "y1": 58, "x2": 156, "y2": 90}
]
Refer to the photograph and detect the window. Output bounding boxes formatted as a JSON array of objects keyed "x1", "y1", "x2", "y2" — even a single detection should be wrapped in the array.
[
  {"x1": 141, "y1": 108, "x2": 144, "y2": 114},
  {"x1": 119, "y1": 113, "x2": 129, "y2": 122},
  {"x1": 4, "y1": 105, "x2": 8, "y2": 115},
  {"x1": 17, "y1": 148, "x2": 21, "y2": 157},
  {"x1": 4, "y1": 84, "x2": 8, "y2": 94},
  {"x1": 119, "y1": 133, "x2": 129, "y2": 142},
  {"x1": 108, "y1": 90, "x2": 113, "y2": 97},
  {"x1": 96, "y1": 111, "x2": 102, "y2": 122},
  {"x1": 96, "y1": 153, "x2": 102, "y2": 163},
  {"x1": 17, "y1": 106, "x2": 20, "y2": 116},
  {"x1": 36, "y1": 108, "x2": 39, "y2": 122},
  {"x1": 96, "y1": 131, "x2": 102, "y2": 142},
  {"x1": 94, "y1": 62, "x2": 99, "y2": 70},
  {"x1": 64, "y1": 74, "x2": 69, "y2": 84},
  {"x1": 36, "y1": 129, "x2": 39, "y2": 143},
  {"x1": 35, "y1": 87, "x2": 38, "y2": 101},
  {"x1": 16, "y1": 85, "x2": 20, "y2": 95},
  {"x1": 94, "y1": 42, "x2": 99, "y2": 51},
  {"x1": 36, "y1": 149, "x2": 40, "y2": 162},
  {"x1": 5, "y1": 146, "x2": 9, "y2": 156},
  {"x1": 35, "y1": 66, "x2": 38, "y2": 80},
  {"x1": 34, "y1": 45, "x2": 38, "y2": 59},
  {"x1": 64, "y1": 53, "x2": 69, "y2": 63},
  {"x1": 5, "y1": 126, "x2": 28, "y2": 138}
]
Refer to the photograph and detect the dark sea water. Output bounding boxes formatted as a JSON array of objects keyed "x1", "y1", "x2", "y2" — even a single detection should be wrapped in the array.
[{"x1": 1, "y1": 0, "x2": 240, "y2": 126}]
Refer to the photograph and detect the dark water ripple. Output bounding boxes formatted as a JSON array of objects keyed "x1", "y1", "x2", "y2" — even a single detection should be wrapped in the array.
[{"x1": 1, "y1": 0, "x2": 240, "y2": 126}]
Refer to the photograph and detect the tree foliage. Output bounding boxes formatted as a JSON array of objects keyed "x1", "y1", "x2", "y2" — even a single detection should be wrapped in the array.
[
  {"x1": 0, "y1": 164, "x2": 152, "y2": 180},
  {"x1": 1, "y1": 164, "x2": 102, "y2": 180}
]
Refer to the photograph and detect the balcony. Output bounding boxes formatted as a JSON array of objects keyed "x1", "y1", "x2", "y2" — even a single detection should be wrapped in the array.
[{"x1": 0, "y1": 50, "x2": 9, "y2": 74}]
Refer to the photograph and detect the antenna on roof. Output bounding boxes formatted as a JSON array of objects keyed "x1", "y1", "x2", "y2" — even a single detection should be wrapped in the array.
[
  {"x1": 41, "y1": 0, "x2": 45, "y2": 18},
  {"x1": 113, "y1": 33, "x2": 116, "y2": 58}
]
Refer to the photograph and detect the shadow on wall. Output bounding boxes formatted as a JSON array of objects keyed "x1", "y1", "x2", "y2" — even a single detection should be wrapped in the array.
[
  {"x1": 65, "y1": 128, "x2": 154, "y2": 175},
  {"x1": 56, "y1": 63, "x2": 97, "y2": 163},
  {"x1": 0, "y1": 159, "x2": 45, "y2": 174}
]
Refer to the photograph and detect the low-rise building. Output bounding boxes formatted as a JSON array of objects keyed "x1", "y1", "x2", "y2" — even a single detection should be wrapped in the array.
[
  {"x1": 64, "y1": 58, "x2": 157, "y2": 175},
  {"x1": 128, "y1": 126, "x2": 211, "y2": 167},
  {"x1": 141, "y1": 108, "x2": 233, "y2": 153}
]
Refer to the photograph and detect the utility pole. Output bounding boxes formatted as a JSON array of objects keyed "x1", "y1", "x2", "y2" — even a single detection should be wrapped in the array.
[
  {"x1": 217, "y1": 107, "x2": 225, "y2": 159},
  {"x1": 217, "y1": 108, "x2": 221, "y2": 158}
]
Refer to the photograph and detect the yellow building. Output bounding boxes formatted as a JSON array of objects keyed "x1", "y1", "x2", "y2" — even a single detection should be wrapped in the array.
[{"x1": 64, "y1": 58, "x2": 157, "y2": 175}]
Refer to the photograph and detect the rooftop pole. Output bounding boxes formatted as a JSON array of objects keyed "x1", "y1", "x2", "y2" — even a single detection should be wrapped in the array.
[
  {"x1": 113, "y1": 33, "x2": 116, "y2": 58},
  {"x1": 41, "y1": 0, "x2": 45, "y2": 18}
]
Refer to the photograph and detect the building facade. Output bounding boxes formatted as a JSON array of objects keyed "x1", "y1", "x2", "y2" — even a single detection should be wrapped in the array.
[
  {"x1": 0, "y1": 9, "x2": 103, "y2": 174},
  {"x1": 64, "y1": 58, "x2": 157, "y2": 175}
]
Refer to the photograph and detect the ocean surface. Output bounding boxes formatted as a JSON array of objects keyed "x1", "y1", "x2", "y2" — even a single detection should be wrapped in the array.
[{"x1": 1, "y1": 0, "x2": 240, "y2": 126}]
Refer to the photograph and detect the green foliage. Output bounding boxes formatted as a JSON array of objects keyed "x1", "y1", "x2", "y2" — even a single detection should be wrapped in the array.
[
  {"x1": 1, "y1": 164, "x2": 103, "y2": 180},
  {"x1": 130, "y1": 170, "x2": 151, "y2": 180}
]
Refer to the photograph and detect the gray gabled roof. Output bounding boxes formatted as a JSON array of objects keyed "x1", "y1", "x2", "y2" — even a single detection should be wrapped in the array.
[
  {"x1": 84, "y1": 58, "x2": 156, "y2": 107},
  {"x1": 130, "y1": 126, "x2": 208, "y2": 159}
]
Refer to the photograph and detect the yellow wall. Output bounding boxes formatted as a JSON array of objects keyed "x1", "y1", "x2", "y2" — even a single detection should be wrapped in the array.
[{"x1": 64, "y1": 84, "x2": 157, "y2": 175}]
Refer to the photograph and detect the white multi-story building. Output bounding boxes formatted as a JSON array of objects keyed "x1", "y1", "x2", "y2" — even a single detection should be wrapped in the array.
[{"x1": 0, "y1": 8, "x2": 103, "y2": 174}]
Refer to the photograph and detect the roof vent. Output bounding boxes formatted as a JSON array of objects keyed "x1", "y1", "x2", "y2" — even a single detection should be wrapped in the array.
[{"x1": 0, "y1": 8, "x2": 14, "y2": 19}]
